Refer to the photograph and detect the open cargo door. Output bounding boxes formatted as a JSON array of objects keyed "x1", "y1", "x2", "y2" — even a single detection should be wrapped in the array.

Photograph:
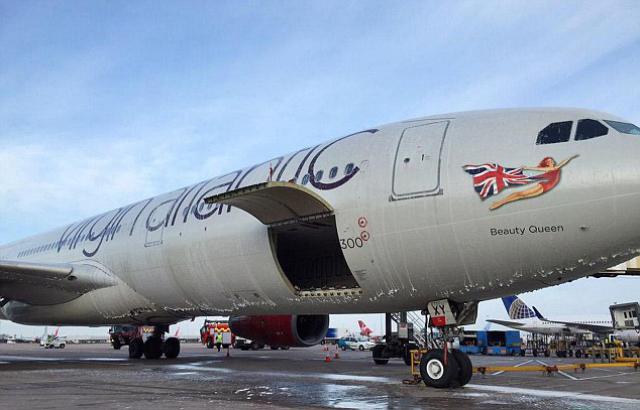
[
  {"x1": 205, "y1": 182, "x2": 361, "y2": 297},
  {"x1": 205, "y1": 181, "x2": 333, "y2": 226}
]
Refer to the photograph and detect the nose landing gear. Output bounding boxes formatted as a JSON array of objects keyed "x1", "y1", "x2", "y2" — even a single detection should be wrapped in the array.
[{"x1": 417, "y1": 299, "x2": 478, "y2": 388}]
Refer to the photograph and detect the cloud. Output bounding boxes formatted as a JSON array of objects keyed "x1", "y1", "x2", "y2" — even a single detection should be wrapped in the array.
[{"x1": 0, "y1": 135, "x2": 233, "y2": 242}]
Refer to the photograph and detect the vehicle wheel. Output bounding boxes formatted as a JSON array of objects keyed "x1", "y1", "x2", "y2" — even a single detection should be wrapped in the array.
[
  {"x1": 163, "y1": 337, "x2": 180, "y2": 359},
  {"x1": 358, "y1": 345, "x2": 365, "y2": 351},
  {"x1": 420, "y1": 349, "x2": 460, "y2": 389},
  {"x1": 281, "y1": 346, "x2": 290, "y2": 350},
  {"x1": 372, "y1": 344, "x2": 389, "y2": 365},
  {"x1": 575, "y1": 349, "x2": 582, "y2": 358},
  {"x1": 112, "y1": 340, "x2": 122, "y2": 350},
  {"x1": 271, "y1": 346, "x2": 279, "y2": 350},
  {"x1": 452, "y1": 350, "x2": 473, "y2": 387},
  {"x1": 144, "y1": 337, "x2": 163, "y2": 359},
  {"x1": 59, "y1": 344, "x2": 65, "y2": 349},
  {"x1": 129, "y1": 338, "x2": 144, "y2": 359}
]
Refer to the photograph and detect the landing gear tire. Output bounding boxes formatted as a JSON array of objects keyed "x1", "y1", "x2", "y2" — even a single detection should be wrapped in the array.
[
  {"x1": 452, "y1": 350, "x2": 473, "y2": 387},
  {"x1": 420, "y1": 349, "x2": 459, "y2": 389},
  {"x1": 163, "y1": 337, "x2": 180, "y2": 359},
  {"x1": 129, "y1": 338, "x2": 144, "y2": 359},
  {"x1": 372, "y1": 344, "x2": 389, "y2": 365},
  {"x1": 144, "y1": 337, "x2": 163, "y2": 359}
]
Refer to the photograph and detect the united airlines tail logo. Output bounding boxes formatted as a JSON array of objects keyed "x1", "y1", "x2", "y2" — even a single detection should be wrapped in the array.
[
  {"x1": 463, "y1": 155, "x2": 578, "y2": 210},
  {"x1": 508, "y1": 299, "x2": 536, "y2": 320}
]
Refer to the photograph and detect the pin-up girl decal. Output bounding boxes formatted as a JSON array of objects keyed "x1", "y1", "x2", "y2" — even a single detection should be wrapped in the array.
[{"x1": 463, "y1": 155, "x2": 579, "y2": 211}]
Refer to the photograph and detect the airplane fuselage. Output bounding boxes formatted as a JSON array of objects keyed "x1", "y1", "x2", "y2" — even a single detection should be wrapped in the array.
[{"x1": 1, "y1": 108, "x2": 639, "y2": 326}]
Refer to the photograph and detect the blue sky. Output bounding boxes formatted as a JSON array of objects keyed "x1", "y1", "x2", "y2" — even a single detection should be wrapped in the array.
[{"x1": 0, "y1": 1, "x2": 639, "y2": 337}]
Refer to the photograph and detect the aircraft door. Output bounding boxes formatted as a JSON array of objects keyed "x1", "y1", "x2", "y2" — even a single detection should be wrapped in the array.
[{"x1": 391, "y1": 121, "x2": 448, "y2": 200}]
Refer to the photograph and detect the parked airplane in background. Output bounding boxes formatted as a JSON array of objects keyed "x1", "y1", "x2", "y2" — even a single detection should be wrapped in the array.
[
  {"x1": 487, "y1": 296, "x2": 613, "y2": 336},
  {"x1": 1, "y1": 108, "x2": 639, "y2": 388},
  {"x1": 358, "y1": 320, "x2": 373, "y2": 337}
]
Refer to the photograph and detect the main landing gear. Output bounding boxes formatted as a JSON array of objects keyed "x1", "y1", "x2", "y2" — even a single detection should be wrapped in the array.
[{"x1": 128, "y1": 325, "x2": 181, "y2": 360}]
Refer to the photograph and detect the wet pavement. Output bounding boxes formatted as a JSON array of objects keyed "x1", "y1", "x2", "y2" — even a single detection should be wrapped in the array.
[{"x1": 0, "y1": 343, "x2": 638, "y2": 409}]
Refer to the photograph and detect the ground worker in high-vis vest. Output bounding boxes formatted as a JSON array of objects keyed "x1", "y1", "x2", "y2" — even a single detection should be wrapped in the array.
[{"x1": 215, "y1": 331, "x2": 223, "y2": 352}]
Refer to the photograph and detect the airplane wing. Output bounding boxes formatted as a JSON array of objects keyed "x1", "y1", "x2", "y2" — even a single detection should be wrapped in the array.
[
  {"x1": 531, "y1": 306, "x2": 613, "y2": 334},
  {"x1": 486, "y1": 319, "x2": 525, "y2": 328},
  {"x1": 0, "y1": 260, "x2": 116, "y2": 305},
  {"x1": 591, "y1": 268, "x2": 640, "y2": 278}
]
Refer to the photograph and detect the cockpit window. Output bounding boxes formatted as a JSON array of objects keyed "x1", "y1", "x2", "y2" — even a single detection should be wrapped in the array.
[
  {"x1": 536, "y1": 121, "x2": 572, "y2": 145},
  {"x1": 575, "y1": 119, "x2": 608, "y2": 141},
  {"x1": 604, "y1": 120, "x2": 640, "y2": 135}
]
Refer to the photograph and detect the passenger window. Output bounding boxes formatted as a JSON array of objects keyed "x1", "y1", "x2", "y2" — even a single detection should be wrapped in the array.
[
  {"x1": 575, "y1": 119, "x2": 608, "y2": 141},
  {"x1": 329, "y1": 166, "x2": 338, "y2": 179},
  {"x1": 315, "y1": 170, "x2": 324, "y2": 182},
  {"x1": 344, "y1": 163, "x2": 355, "y2": 175},
  {"x1": 536, "y1": 121, "x2": 572, "y2": 144},
  {"x1": 604, "y1": 120, "x2": 640, "y2": 135},
  {"x1": 301, "y1": 174, "x2": 310, "y2": 185}
]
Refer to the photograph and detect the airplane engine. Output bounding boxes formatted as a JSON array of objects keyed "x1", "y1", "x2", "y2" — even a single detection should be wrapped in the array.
[{"x1": 229, "y1": 314, "x2": 329, "y2": 347}]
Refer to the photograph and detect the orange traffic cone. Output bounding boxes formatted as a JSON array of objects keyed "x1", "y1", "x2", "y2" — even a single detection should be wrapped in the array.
[{"x1": 323, "y1": 344, "x2": 331, "y2": 362}]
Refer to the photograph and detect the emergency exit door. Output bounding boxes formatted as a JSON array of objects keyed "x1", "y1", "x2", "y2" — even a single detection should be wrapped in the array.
[{"x1": 391, "y1": 121, "x2": 448, "y2": 200}]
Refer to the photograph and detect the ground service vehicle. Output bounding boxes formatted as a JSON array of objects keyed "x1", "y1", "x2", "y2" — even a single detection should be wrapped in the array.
[
  {"x1": 109, "y1": 325, "x2": 140, "y2": 350},
  {"x1": 348, "y1": 338, "x2": 376, "y2": 351},
  {"x1": 200, "y1": 320, "x2": 233, "y2": 350}
]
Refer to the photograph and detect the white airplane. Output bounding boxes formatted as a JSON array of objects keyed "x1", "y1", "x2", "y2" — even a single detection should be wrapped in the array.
[
  {"x1": 487, "y1": 295, "x2": 613, "y2": 336},
  {"x1": 1, "y1": 108, "x2": 639, "y2": 388}
]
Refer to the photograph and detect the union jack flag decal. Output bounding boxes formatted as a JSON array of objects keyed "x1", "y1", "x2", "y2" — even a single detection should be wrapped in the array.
[{"x1": 463, "y1": 163, "x2": 534, "y2": 199}]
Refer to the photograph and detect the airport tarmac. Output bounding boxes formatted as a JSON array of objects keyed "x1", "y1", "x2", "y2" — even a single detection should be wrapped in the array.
[{"x1": 0, "y1": 343, "x2": 638, "y2": 409}]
